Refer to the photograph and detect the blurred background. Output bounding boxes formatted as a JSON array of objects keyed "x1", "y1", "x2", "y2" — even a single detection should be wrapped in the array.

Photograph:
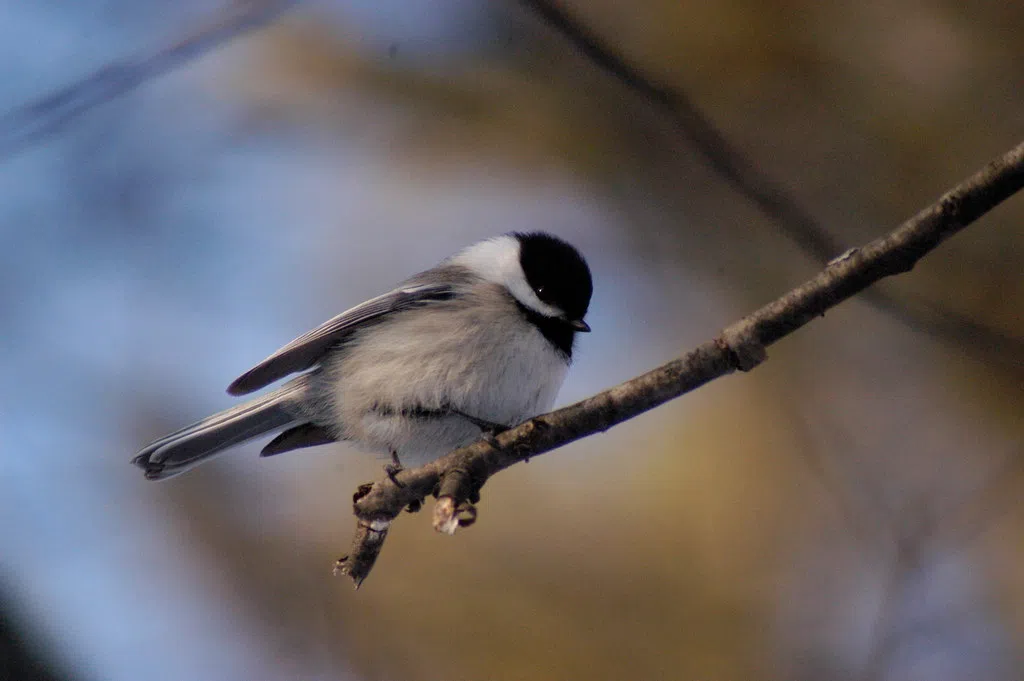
[{"x1": 1, "y1": 1, "x2": 1023, "y2": 679}]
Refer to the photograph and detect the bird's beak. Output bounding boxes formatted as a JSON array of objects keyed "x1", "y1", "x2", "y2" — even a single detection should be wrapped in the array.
[{"x1": 568, "y1": 318, "x2": 591, "y2": 332}]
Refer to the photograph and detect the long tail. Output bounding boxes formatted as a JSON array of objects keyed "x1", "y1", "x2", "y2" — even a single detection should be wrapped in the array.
[{"x1": 132, "y1": 376, "x2": 312, "y2": 480}]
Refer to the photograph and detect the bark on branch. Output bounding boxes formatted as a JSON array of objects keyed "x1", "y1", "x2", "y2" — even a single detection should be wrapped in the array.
[{"x1": 336, "y1": 139, "x2": 1024, "y2": 587}]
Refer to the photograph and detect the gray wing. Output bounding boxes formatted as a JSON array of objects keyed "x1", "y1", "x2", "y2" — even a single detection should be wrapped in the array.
[{"x1": 227, "y1": 277, "x2": 459, "y2": 395}]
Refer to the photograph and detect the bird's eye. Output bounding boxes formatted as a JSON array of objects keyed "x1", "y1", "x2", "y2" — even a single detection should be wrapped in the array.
[{"x1": 534, "y1": 285, "x2": 546, "y2": 298}]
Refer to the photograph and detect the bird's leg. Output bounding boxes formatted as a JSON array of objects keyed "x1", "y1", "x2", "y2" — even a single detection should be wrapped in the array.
[
  {"x1": 383, "y1": 451, "x2": 425, "y2": 512},
  {"x1": 384, "y1": 450, "x2": 405, "y2": 488},
  {"x1": 451, "y1": 409, "x2": 508, "y2": 449}
]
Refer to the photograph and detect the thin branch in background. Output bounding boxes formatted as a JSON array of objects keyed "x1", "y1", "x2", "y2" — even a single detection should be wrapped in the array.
[
  {"x1": 516, "y1": 0, "x2": 838, "y2": 254},
  {"x1": 1, "y1": 0, "x2": 1020, "y2": 369},
  {"x1": 516, "y1": 0, "x2": 1024, "y2": 369},
  {"x1": 0, "y1": 0, "x2": 295, "y2": 160},
  {"x1": 335, "y1": 139, "x2": 1024, "y2": 587}
]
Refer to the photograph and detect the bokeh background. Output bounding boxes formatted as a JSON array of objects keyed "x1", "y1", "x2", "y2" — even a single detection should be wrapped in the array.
[{"x1": 2, "y1": 1, "x2": 1023, "y2": 679}]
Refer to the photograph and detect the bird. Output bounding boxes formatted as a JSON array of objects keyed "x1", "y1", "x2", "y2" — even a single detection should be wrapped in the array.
[{"x1": 132, "y1": 232, "x2": 593, "y2": 480}]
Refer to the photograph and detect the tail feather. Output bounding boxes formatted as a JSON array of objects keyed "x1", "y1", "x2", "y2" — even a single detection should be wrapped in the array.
[{"x1": 133, "y1": 377, "x2": 311, "y2": 480}]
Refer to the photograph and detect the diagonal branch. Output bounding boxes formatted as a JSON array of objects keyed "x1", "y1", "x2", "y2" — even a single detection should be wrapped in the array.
[
  {"x1": 516, "y1": 0, "x2": 1024, "y2": 369},
  {"x1": 517, "y1": 0, "x2": 835, "y2": 256},
  {"x1": 336, "y1": 139, "x2": 1024, "y2": 587},
  {"x1": 0, "y1": 0, "x2": 296, "y2": 161}
]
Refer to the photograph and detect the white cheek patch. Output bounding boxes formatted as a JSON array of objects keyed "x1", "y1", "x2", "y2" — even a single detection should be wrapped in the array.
[{"x1": 453, "y1": 236, "x2": 563, "y2": 318}]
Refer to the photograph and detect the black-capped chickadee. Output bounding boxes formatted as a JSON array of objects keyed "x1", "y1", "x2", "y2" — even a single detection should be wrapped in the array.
[{"x1": 133, "y1": 232, "x2": 593, "y2": 480}]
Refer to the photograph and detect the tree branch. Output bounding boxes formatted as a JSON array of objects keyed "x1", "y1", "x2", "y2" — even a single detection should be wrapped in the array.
[
  {"x1": 0, "y1": 0, "x2": 295, "y2": 161},
  {"x1": 335, "y1": 139, "x2": 1024, "y2": 587},
  {"x1": 515, "y1": 0, "x2": 1024, "y2": 369}
]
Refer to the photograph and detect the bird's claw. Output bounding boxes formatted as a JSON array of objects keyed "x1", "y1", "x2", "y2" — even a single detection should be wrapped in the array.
[{"x1": 385, "y1": 451, "x2": 405, "y2": 488}]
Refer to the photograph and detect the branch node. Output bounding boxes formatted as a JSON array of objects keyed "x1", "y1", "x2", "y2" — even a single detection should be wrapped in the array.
[
  {"x1": 432, "y1": 466, "x2": 482, "y2": 535},
  {"x1": 436, "y1": 467, "x2": 472, "y2": 499},
  {"x1": 433, "y1": 496, "x2": 478, "y2": 535},
  {"x1": 717, "y1": 323, "x2": 767, "y2": 372},
  {"x1": 333, "y1": 518, "x2": 392, "y2": 589},
  {"x1": 433, "y1": 497, "x2": 459, "y2": 535},
  {"x1": 353, "y1": 482, "x2": 373, "y2": 504},
  {"x1": 828, "y1": 247, "x2": 860, "y2": 266}
]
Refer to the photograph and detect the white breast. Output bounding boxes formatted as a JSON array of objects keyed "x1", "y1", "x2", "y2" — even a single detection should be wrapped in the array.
[{"x1": 318, "y1": 282, "x2": 569, "y2": 465}]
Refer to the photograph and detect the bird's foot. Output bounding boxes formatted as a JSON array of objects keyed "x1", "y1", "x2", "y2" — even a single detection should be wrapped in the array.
[
  {"x1": 384, "y1": 450, "x2": 405, "y2": 488},
  {"x1": 451, "y1": 409, "x2": 508, "y2": 449}
]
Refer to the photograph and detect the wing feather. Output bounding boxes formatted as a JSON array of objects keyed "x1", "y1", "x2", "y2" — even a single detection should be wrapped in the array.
[{"x1": 227, "y1": 280, "x2": 458, "y2": 395}]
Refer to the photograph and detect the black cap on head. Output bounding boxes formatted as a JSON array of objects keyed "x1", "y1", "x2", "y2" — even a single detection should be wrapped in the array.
[{"x1": 514, "y1": 232, "x2": 593, "y2": 323}]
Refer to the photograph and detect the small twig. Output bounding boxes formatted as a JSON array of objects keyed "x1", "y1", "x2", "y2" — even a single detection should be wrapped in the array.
[
  {"x1": 516, "y1": 0, "x2": 1024, "y2": 369},
  {"x1": 0, "y1": 0, "x2": 296, "y2": 161},
  {"x1": 334, "y1": 140, "x2": 1024, "y2": 586},
  {"x1": 333, "y1": 520, "x2": 390, "y2": 589}
]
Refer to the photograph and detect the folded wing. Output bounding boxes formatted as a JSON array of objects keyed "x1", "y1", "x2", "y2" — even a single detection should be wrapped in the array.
[{"x1": 227, "y1": 280, "x2": 458, "y2": 395}]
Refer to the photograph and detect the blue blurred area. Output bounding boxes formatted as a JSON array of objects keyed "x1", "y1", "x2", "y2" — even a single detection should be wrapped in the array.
[{"x1": 3, "y1": 2, "x2": 1022, "y2": 680}]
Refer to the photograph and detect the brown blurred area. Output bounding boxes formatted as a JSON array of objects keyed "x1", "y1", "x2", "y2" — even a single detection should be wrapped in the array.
[{"x1": 3, "y1": 1, "x2": 1023, "y2": 680}]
